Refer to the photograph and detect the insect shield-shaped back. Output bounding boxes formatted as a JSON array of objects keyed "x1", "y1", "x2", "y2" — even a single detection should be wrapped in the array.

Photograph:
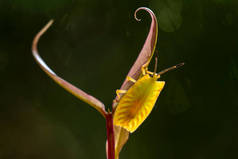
[
  {"x1": 113, "y1": 62, "x2": 184, "y2": 133},
  {"x1": 113, "y1": 73, "x2": 165, "y2": 133}
]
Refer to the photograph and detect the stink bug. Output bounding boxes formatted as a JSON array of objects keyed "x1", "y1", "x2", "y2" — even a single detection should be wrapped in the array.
[{"x1": 113, "y1": 58, "x2": 184, "y2": 133}]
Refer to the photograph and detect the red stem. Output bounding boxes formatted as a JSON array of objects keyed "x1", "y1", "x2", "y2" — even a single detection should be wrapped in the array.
[{"x1": 106, "y1": 112, "x2": 115, "y2": 159}]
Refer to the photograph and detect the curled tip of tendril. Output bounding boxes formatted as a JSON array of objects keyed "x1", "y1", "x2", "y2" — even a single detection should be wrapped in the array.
[
  {"x1": 134, "y1": 10, "x2": 141, "y2": 21},
  {"x1": 134, "y1": 7, "x2": 154, "y2": 22}
]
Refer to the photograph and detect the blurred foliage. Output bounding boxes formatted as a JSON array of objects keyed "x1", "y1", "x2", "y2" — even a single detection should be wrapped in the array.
[
  {"x1": 0, "y1": 0, "x2": 238, "y2": 159},
  {"x1": 150, "y1": 0, "x2": 183, "y2": 32}
]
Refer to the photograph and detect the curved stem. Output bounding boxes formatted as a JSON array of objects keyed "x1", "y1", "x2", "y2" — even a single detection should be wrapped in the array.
[{"x1": 32, "y1": 20, "x2": 107, "y2": 118}]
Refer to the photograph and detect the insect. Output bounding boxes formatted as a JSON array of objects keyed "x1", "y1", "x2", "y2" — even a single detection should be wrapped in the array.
[{"x1": 113, "y1": 58, "x2": 184, "y2": 133}]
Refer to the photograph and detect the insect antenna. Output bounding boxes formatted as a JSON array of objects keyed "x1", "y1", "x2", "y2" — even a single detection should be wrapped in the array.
[
  {"x1": 153, "y1": 57, "x2": 158, "y2": 77},
  {"x1": 158, "y1": 62, "x2": 184, "y2": 76}
]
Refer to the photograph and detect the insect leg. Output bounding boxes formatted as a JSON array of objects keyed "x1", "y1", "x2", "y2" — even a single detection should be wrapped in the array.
[
  {"x1": 145, "y1": 71, "x2": 157, "y2": 76},
  {"x1": 126, "y1": 76, "x2": 136, "y2": 83},
  {"x1": 141, "y1": 64, "x2": 148, "y2": 75},
  {"x1": 116, "y1": 89, "x2": 127, "y2": 99}
]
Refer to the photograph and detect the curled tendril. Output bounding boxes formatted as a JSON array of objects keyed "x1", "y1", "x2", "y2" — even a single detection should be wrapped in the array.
[{"x1": 134, "y1": 7, "x2": 155, "y2": 22}]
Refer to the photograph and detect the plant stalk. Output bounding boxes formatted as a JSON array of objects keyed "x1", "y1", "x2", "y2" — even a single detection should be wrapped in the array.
[{"x1": 106, "y1": 112, "x2": 115, "y2": 159}]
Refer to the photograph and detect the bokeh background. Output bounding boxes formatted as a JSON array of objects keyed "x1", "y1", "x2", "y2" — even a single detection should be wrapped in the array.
[{"x1": 0, "y1": 0, "x2": 238, "y2": 159}]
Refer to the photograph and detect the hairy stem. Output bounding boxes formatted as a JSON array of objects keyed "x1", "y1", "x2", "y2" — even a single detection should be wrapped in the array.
[{"x1": 106, "y1": 112, "x2": 115, "y2": 159}]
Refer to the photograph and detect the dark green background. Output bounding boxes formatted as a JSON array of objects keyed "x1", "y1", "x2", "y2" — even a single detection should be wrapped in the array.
[{"x1": 0, "y1": 0, "x2": 237, "y2": 159}]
